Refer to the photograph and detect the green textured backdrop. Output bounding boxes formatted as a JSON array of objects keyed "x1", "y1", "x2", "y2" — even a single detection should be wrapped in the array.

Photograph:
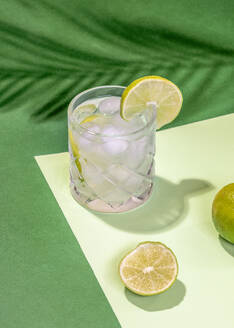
[{"x1": 0, "y1": 1, "x2": 234, "y2": 327}]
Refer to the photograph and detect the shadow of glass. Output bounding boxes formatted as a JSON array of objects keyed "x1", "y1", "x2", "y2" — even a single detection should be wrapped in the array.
[
  {"x1": 125, "y1": 279, "x2": 186, "y2": 312},
  {"x1": 96, "y1": 176, "x2": 213, "y2": 233},
  {"x1": 219, "y1": 236, "x2": 234, "y2": 257}
]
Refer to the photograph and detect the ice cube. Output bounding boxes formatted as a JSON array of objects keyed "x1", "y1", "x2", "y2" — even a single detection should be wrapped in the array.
[
  {"x1": 102, "y1": 125, "x2": 120, "y2": 137},
  {"x1": 103, "y1": 139, "x2": 128, "y2": 156},
  {"x1": 98, "y1": 97, "x2": 121, "y2": 115}
]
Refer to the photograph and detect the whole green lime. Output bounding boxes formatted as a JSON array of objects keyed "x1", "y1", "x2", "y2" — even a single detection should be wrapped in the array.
[{"x1": 212, "y1": 183, "x2": 234, "y2": 244}]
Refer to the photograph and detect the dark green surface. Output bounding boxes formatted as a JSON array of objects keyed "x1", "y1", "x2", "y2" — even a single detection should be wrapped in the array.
[
  {"x1": 0, "y1": 110, "x2": 120, "y2": 328},
  {"x1": 0, "y1": 1, "x2": 234, "y2": 327}
]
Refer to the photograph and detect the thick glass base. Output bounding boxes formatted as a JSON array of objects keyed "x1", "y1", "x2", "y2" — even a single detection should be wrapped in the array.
[{"x1": 70, "y1": 183, "x2": 153, "y2": 213}]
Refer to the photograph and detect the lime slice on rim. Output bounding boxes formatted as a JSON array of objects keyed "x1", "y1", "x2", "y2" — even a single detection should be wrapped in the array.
[
  {"x1": 120, "y1": 76, "x2": 183, "y2": 129},
  {"x1": 119, "y1": 241, "x2": 178, "y2": 296}
]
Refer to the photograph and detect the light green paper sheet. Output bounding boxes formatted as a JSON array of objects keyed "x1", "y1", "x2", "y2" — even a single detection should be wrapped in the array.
[{"x1": 35, "y1": 114, "x2": 234, "y2": 328}]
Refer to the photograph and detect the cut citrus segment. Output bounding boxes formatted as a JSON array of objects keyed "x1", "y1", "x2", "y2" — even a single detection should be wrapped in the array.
[
  {"x1": 69, "y1": 115, "x2": 101, "y2": 181},
  {"x1": 68, "y1": 129, "x2": 83, "y2": 181},
  {"x1": 119, "y1": 242, "x2": 178, "y2": 296},
  {"x1": 80, "y1": 114, "x2": 101, "y2": 125},
  {"x1": 120, "y1": 76, "x2": 183, "y2": 129}
]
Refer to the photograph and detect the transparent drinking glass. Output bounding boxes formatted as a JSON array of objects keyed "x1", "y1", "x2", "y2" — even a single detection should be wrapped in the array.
[{"x1": 68, "y1": 86, "x2": 156, "y2": 213}]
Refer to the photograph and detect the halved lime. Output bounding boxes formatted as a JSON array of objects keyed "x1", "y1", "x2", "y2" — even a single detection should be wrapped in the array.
[
  {"x1": 212, "y1": 183, "x2": 234, "y2": 244},
  {"x1": 119, "y1": 241, "x2": 178, "y2": 296}
]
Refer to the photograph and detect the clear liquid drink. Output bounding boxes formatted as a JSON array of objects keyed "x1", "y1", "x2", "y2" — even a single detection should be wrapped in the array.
[{"x1": 68, "y1": 86, "x2": 156, "y2": 213}]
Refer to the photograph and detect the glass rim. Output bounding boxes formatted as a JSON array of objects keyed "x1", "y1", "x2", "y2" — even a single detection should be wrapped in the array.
[{"x1": 68, "y1": 85, "x2": 156, "y2": 138}]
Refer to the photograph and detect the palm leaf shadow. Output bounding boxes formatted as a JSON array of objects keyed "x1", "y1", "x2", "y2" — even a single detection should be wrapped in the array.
[{"x1": 0, "y1": 3, "x2": 234, "y2": 121}]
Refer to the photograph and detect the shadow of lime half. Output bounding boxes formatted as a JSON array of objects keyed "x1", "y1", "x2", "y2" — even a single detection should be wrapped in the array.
[
  {"x1": 219, "y1": 236, "x2": 234, "y2": 257},
  {"x1": 125, "y1": 279, "x2": 186, "y2": 312}
]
